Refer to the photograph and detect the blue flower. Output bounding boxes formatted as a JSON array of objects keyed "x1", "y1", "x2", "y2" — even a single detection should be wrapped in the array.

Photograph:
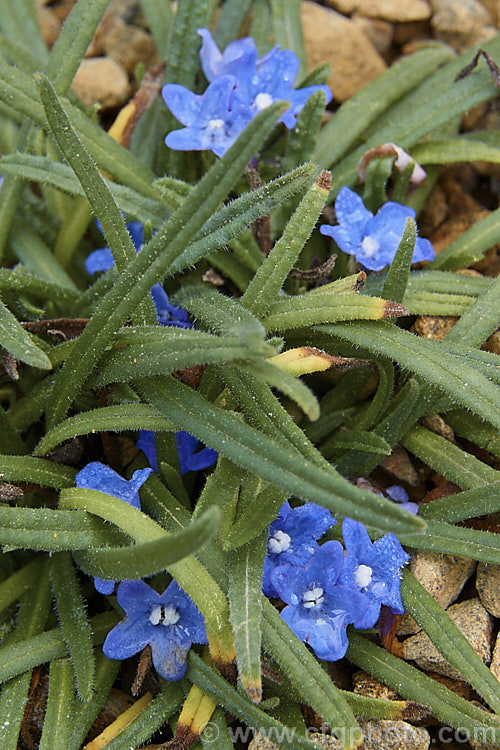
[
  {"x1": 386, "y1": 485, "x2": 419, "y2": 516},
  {"x1": 337, "y1": 518, "x2": 409, "y2": 629},
  {"x1": 103, "y1": 579, "x2": 207, "y2": 681},
  {"x1": 75, "y1": 462, "x2": 152, "y2": 594},
  {"x1": 85, "y1": 221, "x2": 192, "y2": 328},
  {"x1": 262, "y1": 501, "x2": 335, "y2": 597},
  {"x1": 320, "y1": 186, "x2": 435, "y2": 272},
  {"x1": 137, "y1": 429, "x2": 217, "y2": 476},
  {"x1": 198, "y1": 28, "x2": 332, "y2": 129},
  {"x1": 271, "y1": 542, "x2": 368, "y2": 661},
  {"x1": 162, "y1": 75, "x2": 254, "y2": 158}
]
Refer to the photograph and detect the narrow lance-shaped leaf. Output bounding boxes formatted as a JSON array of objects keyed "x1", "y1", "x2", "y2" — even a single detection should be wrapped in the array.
[
  {"x1": 49, "y1": 552, "x2": 94, "y2": 701},
  {"x1": 401, "y1": 571, "x2": 500, "y2": 714},
  {"x1": 402, "y1": 424, "x2": 500, "y2": 490},
  {"x1": 138, "y1": 376, "x2": 425, "y2": 535},
  {"x1": 429, "y1": 207, "x2": 500, "y2": 271},
  {"x1": 398, "y1": 519, "x2": 500, "y2": 566},
  {"x1": 444, "y1": 271, "x2": 500, "y2": 347},
  {"x1": 318, "y1": 320, "x2": 500, "y2": 431},
  {"x1": 0, "y1": 298, "x2": 51, "y2": 369},
  {"x1": 347, "y1": 631, "x2": 500, "y2": 741},
  {"x1": 419, "y1": 481, "x2": 500, "y2": 524},
  {"x1": 263, "y1": 293, "x2": 408, "y2": 332},
  {"x1": 228, "y1": 530, "x2": 267, "y2": 702},
  {"x1": 241, "y1": 170, "x2": 330, "y2": 317},
  {"x1": 35, "y1": 404, "x2": 174, "y2": 456},
  {"x1": 34, "y1": 72, "x2": 156, "y2": 325},
  {"x1": 38, "y1": 659, "x2": 75, "y2": 750},
  {"x1": 261, "y1": 600, "x2": 363, "y2": 750},
  {"x1": 46, "y1": 102, "x2": 285, "y2": 428},
  {"x1": 73, "y1": 507, "x2": 221, "y2": 582},
  {"x1": 382, "y1": 217, "x2": 416, "y2": 304}
]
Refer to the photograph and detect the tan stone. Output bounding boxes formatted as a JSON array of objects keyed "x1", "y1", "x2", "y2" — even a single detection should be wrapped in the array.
[
  {"x1": 431, "y1": 0, "x2": 496, "y2": 51},
  {"x1": 324, "y1": 0, "x2": 431, "y2": 22},
  {"x1": 97, "y1": 15, "x2": 156, "y2": 74},
  {"x1": 397, "y1": 551, "x2": 476, "y2": 635},
  {"x1": 483, "y1": 330, "x2": 500, "y2": 354},
  {"x1": 403, "y1": 598, "x2": 493, "y2": 679},
  {"x1": 35, "y1": 2, "x2": 61, "y2": 47},
  {"x1": 476, "y1": 562, "x2": 500, "y2": 617},
  {"x1": 351, "y1": 15, "x2": 393, "y2": 55},
  {"x1": 411, "y1": 316, "x2": 458, "y2": 340},
  {"x1": 301, "y1": 1, "x2": 387, "y2": 102},
  {"x1": 380, "y1": 445, "x2": 419, "y2": 486},
  {"x1": 72, "y1": 57, "x2": 131, "y2": 109},
  {"x1": 491, "y1": 632, "x2": 500, "y2": 681}
]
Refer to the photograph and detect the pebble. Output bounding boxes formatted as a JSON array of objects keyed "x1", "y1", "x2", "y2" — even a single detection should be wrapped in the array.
[
  {"x1": 250, "y1": 722, "x2": 430, "y2": 749},
  {"x1": 94, "y1": 8, "x2": 156, "y2": 74},
  {"x1": 380, "y1": 445, "x2": 419, "y2": 486},
  {"x1": 476, "y1": 562, "x2": 500, "y2": 618},
  {"x1": 403, "y1": 598, "x2": 493, "y2": 679},
  {"x1": 72, "y1": 57, "x2": 131, "y2": 109},
  {"x1": 351, "y1": 15, "x2": 393, "y2": 55},
  {"x1": 411, "y1": 315, "x2": 458, "y2": 340},
  {"x1": 430, "y1": 0, "x2": 497, "y2": 51},
  {"x1": 483, "y1": 330, "x2": 500, "y2": 355},
  {"x1": 301, "y1": 1, "x2": 387, "y2": 102},
  {"x1": 398, "y1": 551, "x2": 476, "y2": 635},
  {"x1": 35, "y1": 0, "x2": 61, "y2": 47},
  {"x1": 324, "y1": 0, "x2": 431, "y2": 22},
  {"x1": 490, "y1": 632, "x2": 500, "y2": 681}
]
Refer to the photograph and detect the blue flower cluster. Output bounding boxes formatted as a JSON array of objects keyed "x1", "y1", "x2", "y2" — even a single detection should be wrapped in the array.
[
  {"x1": 264, "y1": 501, "x2": 410, "y2": 661},
  {"x1": 162, "y1": 29, "x2": 332, "y2": 157},
  {"x1": 320, "y1": 187, "x2": 435, "y2": 271}
]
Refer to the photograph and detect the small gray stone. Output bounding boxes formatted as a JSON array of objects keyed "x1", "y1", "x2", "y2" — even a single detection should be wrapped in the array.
[
  {"x1": 430, "y1": 0, "x2": 497, "y2": 51},
  {"x1": 403, "y1": 598, "x2": 493, "y2": 679},
  {"x1": 249, "y1": 732, "x2": 343, "y2": 749},
  {"x1": 397, "y1": 551, "x2": 476, "y2": 635},
  {"x1": 476, "y1": 562, "x2": 500, "y2": 618}
]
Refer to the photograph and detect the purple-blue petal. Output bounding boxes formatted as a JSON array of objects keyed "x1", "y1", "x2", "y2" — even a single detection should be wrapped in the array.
[
  {"x1": 161, "y1": 83, "x2": 203, "y2": 127},
  {"x1": 198, "y1": 28, "x2": 257, "y2": 81},
  {"x1": 150, "y1": 638, "x2": 190, "y2": 681},
  {"x1": 94, "y1": 577, "x2": 115, "y2": 595},
  {"x1": 412, "y1": 236, "x2": 435, "y2": 263},
  {"x1": 103, "y1": 616, "x2": 150, "y2": 661},
  {"x1": 175, "y1": 431, "x2": 217, "y2": 474},
  {"x1": 137, "y1": 430, "x2": 158, "y2": 473},
  {"x1": 75, "y1": 462, "x2": 151, "y2": 511},
  {"x1": 85, "y1": 247, "x2": 115, "y2": 275}
]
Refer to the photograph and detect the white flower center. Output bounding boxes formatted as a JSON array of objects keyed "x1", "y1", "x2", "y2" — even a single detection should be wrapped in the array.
[
  {"x1": 149, "y1": 604, "x2": 180, "y2": 627},
  {"x1": 268, "y1": 529, "x2": 292, "y2": 554},
  {"x1": 354, "y1": 564, "x2": 373, "y2": 589},
  {"x1": 302, "y1": 586, "x2": 324, "y2": 609},
  {"x1": 361, "y1": 236, "x2": 380, "y2": 258},
  {"x1": 254, "y1": 92, "x2": 273, "y2": 111},
  {"x1": 208, "y1": 118, "x2": 225, "y2": 133}
]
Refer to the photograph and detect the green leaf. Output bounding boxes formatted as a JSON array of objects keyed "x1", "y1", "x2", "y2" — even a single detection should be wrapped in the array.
[
  {"x1": 318, "y1": 321, "x2": 500, "y2": 430},
  {"x1": 73, "y1": 507, "x2": 221, "y2": 581},
  {"x1": 282, "y1": 90, "x2": 326, "y2": 173},
  {"x1": 315, "y1": 45, "x2": 454, "y2": 170},
  {"x1": 269, "y1": 0, "x2": 306, "y2": 75},
  {"x1": 429, "y1": 206, "x2": 500, "y2": 270},
  {"x1": 240, "y1": 359, "x2": 320, "y2": 421},
  {"x1": 411, "y1": 137, "x2": 500, "y2": 166},
  {"x1": 398, "y1": 519, "x2": 500, "y2": 565},
  {"x1": 347, "y1": 631, "x2": 500, "y2": 742},
  {"x1": 419, "y1": 481, "x2": 500, "y2": 524},
  {"x1": 241, "y1": 171, "x2": 329, "y2": 317},
  {"x1": 445, "y1": 409, "x2": 500, "y2": 457},
  {"x1": 0, "y1": 506, "x2": 126, "y2": 552},
  {"x1": 0, "y1": 454, "x2": 75, "y2": 487},
  {"x1": 213, "y1": 0, "x2": 252, "y2": 49},
  {"x1": 402, "y1": 571, "x2": 500, "y2": 713},
  {"x1": 263, "y1": 293, "x2": 408, "y2": 332},
  {"x1": 34, "y1": 72, "x2": 156, "y2": 326},
  {"x1": 382, "y1": 218, "x2": 416, "y2": 304},
  {"x1": 0, "y1": 560, "x2": 38, "y2": 619},
  {"x1": 140, "y1": 0, "x2": 173, "y2": 59},
  {"x1": 0, "y1": 611, "x2": 119, "y2": 685},
  {"x1": 139, "y1": 376, "x2": 425, "y2": 535},
  {"x1": 0, "y1": 154, "x2": 171, "y2": 225},
  {"x1": 39, "y1": 659, "x2": 75, "y2": 750},
  {"x1": 402, "y1": 424, "x2": 500, "y2": 489},
  {"x1": 261, "y1": 600, "x2": 362, "y2": 750},
  {"x1": 8, "y1": 224, "x2": 78, "y2": 290},
  {"x1": 50, "y1": 553, "x2": 94, "y2": 701},
  {"x1": 46, "y1": 102, "x2": 286, "y2": 427},
  {"x1": 0, "y1": 298, "x2": 51, "y2": 369},
  {"x1": 229, "y1": 531, "x2": 267, "y2": 702},
  {"x1": 35, "y1": 404, "x2": 174, "y2": 455},
  {"x1": 100, "y1": 683, "x2": 184, "y2": 750},
  {"x1": 0, "y1": 265, "x2": 79, "y2": 306},
  {"x1": 444, "y1": 272, "x2": 500, "y2": 347},
  {"x1": 323, "y1": 429, "x2": 391, "y2": 460},
  {"x1": 187, "y1": 652, "x2": 324, "y2": 750}
]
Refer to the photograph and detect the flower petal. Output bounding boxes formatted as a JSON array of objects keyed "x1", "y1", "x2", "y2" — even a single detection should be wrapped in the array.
[
  {"x1": 162, "y1": 84, "x2": 203, "y2": 127},
  {"x1": 150, "y1": 637, "x2": 190, "y2": 681},
  {"x1": 85, "y1": 247, "x2": 115, "y2": 275},
  {"x1": 103, "y1": 617, "x2": 150, "y2": 661}
]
